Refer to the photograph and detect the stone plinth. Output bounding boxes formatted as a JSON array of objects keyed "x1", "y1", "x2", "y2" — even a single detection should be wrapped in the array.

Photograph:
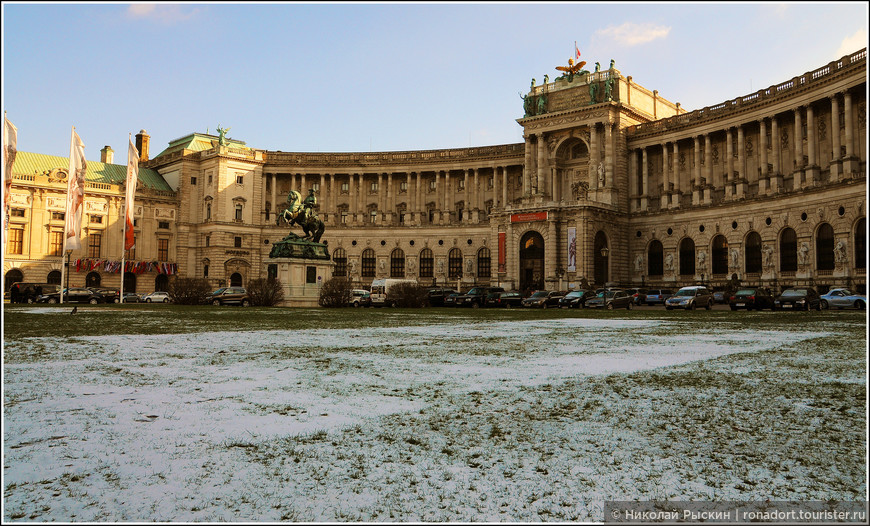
[{"x1": 267, "y1": 234, "x2": 333, "y2": 307}]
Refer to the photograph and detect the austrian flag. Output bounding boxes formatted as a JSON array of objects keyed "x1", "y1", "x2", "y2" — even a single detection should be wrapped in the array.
[{"x1": 64, "y1": 129, "x2": 87, "y2": 251}]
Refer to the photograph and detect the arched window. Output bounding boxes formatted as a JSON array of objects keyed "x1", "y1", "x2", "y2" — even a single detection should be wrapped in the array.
[
  {"x1": 333, "y1": 248, "x2": 347, "y2": 277},
  {"x1": 419, "y1": 248, "x2": 434, "y2": 278},
  {"x1": 477, "y1": 247, "x2": 491, "y2": 279},
  {"x1": 745, "y1": 231, "x2": 762, "y2": 273},
  {"x1": 5, "y1": 269, "x2": 23, "y2": 292},
  {"x1": 679, "y1": 238, "x2": 695, "y2": 276},
  {"x1": 448, "y1": 248, "x2": 463, "y2": 279},
  {"x1": 711, "y1": 235, "x2": 728, "y2": 275},
  {"x1": 816, "y1": 223, "x2": 834, "y2": 271},
  {"x1": 47, "y1": 270, "x2": 62, "y2": 285},
  {"x1": 780, "y1": 228, "x2": 797, "y2": 272},
  {"x1": 647, "y1": 240, "x2": 663, "y2": 276},
  {"x1": 123, "y1": 273, "x2": 136, "y2": 293},
  {"x1": 855, "y1": 218, "x2": 866, "y2": 269},
  {"x1": 86, "y1": 271, "x2": 101, "y2": 288},
  {"x1": 234, "y1": 203, "x2": 243, "y2": 221},
  {"x1": 230, "y1": 272, "x2": 243, "y2": 287},
  {"x1": 361, "y1": 248, "x2": 376, "y2": 278},
  {"x1": 390, "y1": 248, "x2": 405, "y2": 278},
  {"x1": 155, "y1": 274, "x2": 169, "y2": 292}
]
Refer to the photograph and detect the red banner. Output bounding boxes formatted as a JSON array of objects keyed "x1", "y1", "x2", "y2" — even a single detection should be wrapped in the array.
[
  {"x1": 510, "y1": 211, "x2": 548, "y2": 223},
  {"x1": 498, "y1": 232, "x2": 506, "y2": 273}
]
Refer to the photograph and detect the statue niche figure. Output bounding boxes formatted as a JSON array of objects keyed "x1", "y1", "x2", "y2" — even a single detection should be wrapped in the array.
[{"x1": 277, "y1": 189, "x2": 325, "y2": 244}]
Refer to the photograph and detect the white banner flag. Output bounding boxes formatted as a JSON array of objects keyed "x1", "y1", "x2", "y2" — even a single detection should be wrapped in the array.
[
  {"x1": 64, "y1": 129, "x2": 87, "y2": 251},
  {"x1": 4, "y1": 115, "x2": 18, "y2": 241},
  {"x1": 125, "y1": 137, "x2": 139, "y2": 251}
]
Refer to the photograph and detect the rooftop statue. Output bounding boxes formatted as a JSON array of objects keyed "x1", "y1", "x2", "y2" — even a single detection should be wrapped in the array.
[
  {"x1": 216, "y1": 125, "x2": 231, "y2": 146},
  {"x1": 277, "y1": 189, "x2": 325, "y2": 244},
  {"x1": 555, "y1": 57, "x2": 587, "y2": 82}
]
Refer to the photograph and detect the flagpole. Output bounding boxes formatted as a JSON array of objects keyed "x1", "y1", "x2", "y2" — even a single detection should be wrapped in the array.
[
  {"x1": 120, "y1": 133, "x2": 129, "y2": 303},
  {"x1": 60, "y1": 126, "x2": 74, "y2": 305}
]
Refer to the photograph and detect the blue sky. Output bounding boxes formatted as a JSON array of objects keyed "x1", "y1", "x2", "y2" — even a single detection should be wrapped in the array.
[{"x1": 2, "y1": 2, "x2": 868, "y2": 159}]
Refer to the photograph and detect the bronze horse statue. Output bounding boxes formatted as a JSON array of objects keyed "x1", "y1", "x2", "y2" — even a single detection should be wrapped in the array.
[{"x1": 277, "y1": 190, "x2": 325, "y2": 243}]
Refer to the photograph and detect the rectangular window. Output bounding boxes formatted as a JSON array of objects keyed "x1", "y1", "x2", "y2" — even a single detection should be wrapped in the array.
[
  {"x1": 267, "y1": 264, "x2": 277, "y2": 280},
  {"x1": 312, "y1": 183, "x2": 319, "y2": 192},
  {"x1": 370, "y1": 182, "x2": 379, "y2": 193},
  {"x1": 10, "y1": 208, "x2": 25, "y2": 218},
  {"x1": 89, "y1": 215, "x2": 103, "y2": 224},
  {"x1": 88, "y1": 233, "x2": 102, "y2": 258},
  {"x1": 488, "y1": 176, "x2": 494, "y2": 189},
  {"x1": 234, "y1": 236, "x2": 242, "y2": 248},
  {"x1": 158, "y1": 238, "x2": 169, "y2": 261},
  {"x1": 235, "y1": 205, "x2": 243, "y2": 221},
  {"x1": 49, "y1": 231, "x2": 63, "y2": 256},
  {"x1": 341, "y1": 182, "x2": 349, "y2": 193},
  {"x1": 306, "y1": 266, "x2": 317, "y2": 284},
  {"x1": 51, "y1": 211, "x2": 65, "y2": 221},
  {"x1": 370, "y1": 210, "x2": 378, "y2": 223},
  {"x1": 400, "y1": 182, "x2": 408, "y2": 192},
  {"x1": 236, "y1": 175, "x2": 244, "y2": 185},
  {"x1": 429, "y1": 180, "x2": 436, "y2": 191},
  {"x1": 204, "y1": 264, "x2": 209, "y2": 278},
  {"x1": 7, "y1": 228, "x2": 23, "y2": 254},
  {"x1": 205, "y1": 235, "x2": 210, "y2": 247},
  {"x1": 341, "y1": 211, "x2": 348, "y2": 224},
  {"x1": 158, "y1": 221, "x2": 169, "y2": 229},
  {"x1": 399, "y1": 211, "x2": 405, "y2": 225},
  {"x1": 458, "y1": 180, "x2": 465, "y2": 190},
  {"x1": 191, "y1": 177, "x2": 197, "y2": 185}
]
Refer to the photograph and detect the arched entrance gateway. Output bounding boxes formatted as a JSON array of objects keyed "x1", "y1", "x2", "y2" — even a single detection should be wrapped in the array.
[
  {"x1": 594, "y1": 231, "x2": 609, "y2": 286},
  {"x1": 519, "y1": 230, "x2": 544, "y2": 293}
]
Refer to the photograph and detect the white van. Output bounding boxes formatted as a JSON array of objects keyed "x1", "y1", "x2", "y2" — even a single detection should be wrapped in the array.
[{"x1": 370, "y1": 278, "x2": 418, "y2": 307}]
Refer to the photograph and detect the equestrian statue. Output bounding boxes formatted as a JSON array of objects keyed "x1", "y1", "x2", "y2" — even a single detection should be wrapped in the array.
[{"x1": 277, "y1": 188, "x2": 325, "y2": 244}]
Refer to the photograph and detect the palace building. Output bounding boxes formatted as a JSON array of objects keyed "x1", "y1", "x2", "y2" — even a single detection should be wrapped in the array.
[{"x1": 5, "y1": 49, "x2": 867, "y2": 298}]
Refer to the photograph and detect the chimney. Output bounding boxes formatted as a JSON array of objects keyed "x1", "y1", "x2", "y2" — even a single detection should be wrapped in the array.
[
  {"x1": 100, "y1": 145, "x2": 114, "y2": 164},
  {"x1": 135, "y1": 129, "x2": 150, "y2": 162}
]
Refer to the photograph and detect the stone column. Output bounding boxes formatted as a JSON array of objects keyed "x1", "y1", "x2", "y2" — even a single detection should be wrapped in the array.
[
  {"x1": 463, "y1": 169, "x2": 470, "y2": 221},
  {"x1": 537, "y1": 133, "x2": 546, "y2": 195},
  {"x1": 473, "y1": 168, "x2": 480, "y2": 222},
  {"x1": 502, "y1": 167, "x2": 509, "y2": 209},
  {"x1": 386, "y1": 173, "x2": 393, "y2": 224},
  {"x1": 770, "y1": 118, "x2": 782, "y2": 193},
  {"x1": 844, "y1": 91, "x2": 854, "y2": 157},
  {"x1": 415, "y1": 172, "x2": 422, "y2": 224},
  {"x1": 270, "y1": 174, "x2": 277, "y2": 224},
  {"x1": 641, "y1": 147, "x2": 649, "y2": 211},
  {"x1": 434, "y1": 170, "x2": 441, "y2": 223},
  {"x1": 348, "y1": 173, "x2": 356, "y2": 224},
  {"x1": 604, "y1": 123, "x2": 613, "y2": 188},
  {"x1": 736, "y1": 125, "x2": 746, "y2": 198},
  {"x1": 806, "y1": 104, "x2": 820, "y2": 185},
  {"x1": 523, "y1": 137, "x2": 532, "y2": 195},
  {"x1": 759, "y1": 119, "x2": 769, "y2": 193},
  {"x1": 301, "y1": 174, "x2": 307, "y2": 194},
  {"x1": 660, "y1": 142, "x2": 669, "y2": 209},
  {"x1": 692, "y1": 136, "x2": 701, "y2": 205},
  {"x1": 703, "y1": 134, "x2": 712, "y2": 204},
  {"x1": 319, "y1": 173, "x2": 326, "y2": 222},
  {"x1": 444, "y1": 170, "x2": 452, "y2": 223},
  {"x1": 793, "y1": 107, "x2": 804, "y2": 188},
  {"x1": 725, "y1": 128, "x2": 734, "y2": 199},
  {"x1": 590, "y1": 126, "x2": 599, "y2": 190},
  {"x1": 628, "y1": 148, "x2": 637, "y2": 210},
  {"x1": 830, "y1": 94, "x2": 841, "y2": 181},
  {"x1": 377, "y1": 173, "x2": 384, "y2": 221},
  {"x1": 672, "y1": 141, "x2": 681, "y2": 207},
  {"x1": 328, "y1": 174, "x2": 335, "y2": 224}
]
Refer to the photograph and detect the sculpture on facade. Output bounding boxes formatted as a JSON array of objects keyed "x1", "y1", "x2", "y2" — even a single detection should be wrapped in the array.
[
  {"x1": 762, "y1": 244, "x2": 775, "y2": 269},
  {"x1": 634, "y1": 253, "x2": 644, "y2": 272},
  {"x1": 277, "y1": 189, "x2": 325, "y2": 243},
  {"x1": 798, "y1": 242, "x2": 810, "y2": 266},
  {"x1": 665, "y1": 252, "x2": 674, "y2": 272},
  {"x1": 216, "y1": 125, "x2": 231, "y2": 146},
  {"x1": 730, "y1": 248, "x2": 740, "y2": 269},
  {"x1": 698, "y1": 250, "x2": 707, "y2": 270},
  {"x1": 834, "y1": 240, "x2": 848, "y2": 263},
  {"x1": 536, "y1": 94, "x2": 547, "y2": 115}
]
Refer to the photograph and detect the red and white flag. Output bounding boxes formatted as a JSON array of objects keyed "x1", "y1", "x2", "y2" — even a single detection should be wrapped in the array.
[
  {"x1": 4, "y1": 115, "x2": 18, "y2": 238},
  {"x1": 575, "y1": 41, "x2": 581, "y2": 59},
  {"x1": 124, "y1": 137, "x2": 139, "y2": 251},
  {"x1": 64, "y1": 128, "x2": 87, "y2": 251}
]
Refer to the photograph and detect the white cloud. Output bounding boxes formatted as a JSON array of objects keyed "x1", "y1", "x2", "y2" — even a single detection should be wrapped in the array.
[
  {"x1": 595, "y1": 22, "x2": 671, "y2": 47},
  {"x1": 126, "y1": 3, "x2": 198, "y2": 24},
  {"x1": 836, "y1": 29, "x2": 868, "y2": 58}
]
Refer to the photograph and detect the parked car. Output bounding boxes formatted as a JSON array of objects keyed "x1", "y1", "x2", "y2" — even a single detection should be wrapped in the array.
[
  {"x1": 349, "y1": 289, "x2": 371, "y2": 307},
  {"x1": 645, "y1": 289, "x2": 674, "y2": 305},
  {"x1": 456, "y1": 286, "x2": 505, "y2": 308},
  {"x1": 37, "y1": 287, "x2": 105, "y2": 304},
  {"x1": 665, "y1": 286, "x2": 713, "y2": 310},
  {"x1": 442, "y1": 292, "x2": 461, "y2": 307},
  {"x1": 210, "y1": 287, "x2": 249, "y2": 306},
  {"x1": 558, "y1": 289, "x2": 594, "y2": 308},
  {"x1": 426, "y1": 288, "x2": 457, "y2": 307},
  {"x1": 88, "y1": 287, "x2": 120, "y2": 303},
  {"x1": 142, "y1": 291, "x2": 172, "y2": 303},
  {"x1": 122, "y1": 292, "x2": 142, "y2": 303},
  {"x1": 487, "y1": 291, "x2": 524, "y2": 308},
  {"x1": 729, "y1": 287, "x2": 775, "y2": 311},
  {"x1": 625, "y1": 288, "x2": 648, "y2": 305},
  {"x1": 713, "y1": 289, "x2": 729, "y2": 304},
  {"x1": 585, "y1": 289, "x2": 633, "y2": 309},
  {"x1": 521, "y1": 290, "x2": 567, "y2": 308},
  {"x1": 774, "y1": 287, "x2": 822, "y2": 311},
  {"x1": 820, "y1": 288, "x2": 867, "y2": 310},
  {"x1": 9, "y1": 282, "x2": 60, "y2": 303}
]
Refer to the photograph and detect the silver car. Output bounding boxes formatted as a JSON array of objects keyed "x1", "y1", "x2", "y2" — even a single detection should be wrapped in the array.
[
  {"x1": 665, "y1": 286, "x2": 713, "y2": 310},
  {"x1": 820, "y1": 289, "x2": 866, "y2": 310}
]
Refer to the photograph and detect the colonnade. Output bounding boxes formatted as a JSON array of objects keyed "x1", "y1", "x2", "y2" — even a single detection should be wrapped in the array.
[{"x1": 628, "y1": 90, "x2": 861, "y2": 212}]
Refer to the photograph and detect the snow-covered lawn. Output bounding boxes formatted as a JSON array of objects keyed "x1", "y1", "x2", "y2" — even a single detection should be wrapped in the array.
[{"x1": 3, "y1": 306, "x2": 866, "y2": 521}]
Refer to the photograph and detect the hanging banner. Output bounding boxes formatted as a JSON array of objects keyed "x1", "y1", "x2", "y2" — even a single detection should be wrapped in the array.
[
  {"x1": 498, "y1": 232, "x2": 506, "y2": 274},
  {"x1": 510, "y1": 211, "x2": 548, "y2": 223},
  {"x1": 567, "y1": 226, "x2": 577, "y2": 272}
]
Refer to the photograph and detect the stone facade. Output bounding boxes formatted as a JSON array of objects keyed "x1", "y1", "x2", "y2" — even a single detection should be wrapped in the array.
[{"x1": 5, "y1": 50, "x2": 866, "y2": 297}]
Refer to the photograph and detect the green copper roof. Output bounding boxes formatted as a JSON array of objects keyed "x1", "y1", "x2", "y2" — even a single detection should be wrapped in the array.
[
  {"x1": 13, "y1": 151, "x2": 174, "y2": 192},
  {"x1": 152, "y1": 132, "x2": 248, "y2": 159}
]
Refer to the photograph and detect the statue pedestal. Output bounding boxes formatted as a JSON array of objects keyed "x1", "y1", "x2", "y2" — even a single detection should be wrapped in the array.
[{"x1": 267, "y1": 234, "x2": 333, "y2": 307}]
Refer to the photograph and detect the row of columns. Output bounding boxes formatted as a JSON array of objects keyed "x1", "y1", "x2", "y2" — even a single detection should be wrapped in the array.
[
  {"x1": 263, "y1": 166, "x2": 518, "y2": 227},
  {"x1": 630, "y1": 90, "x2": 859, "y2": 211}
]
